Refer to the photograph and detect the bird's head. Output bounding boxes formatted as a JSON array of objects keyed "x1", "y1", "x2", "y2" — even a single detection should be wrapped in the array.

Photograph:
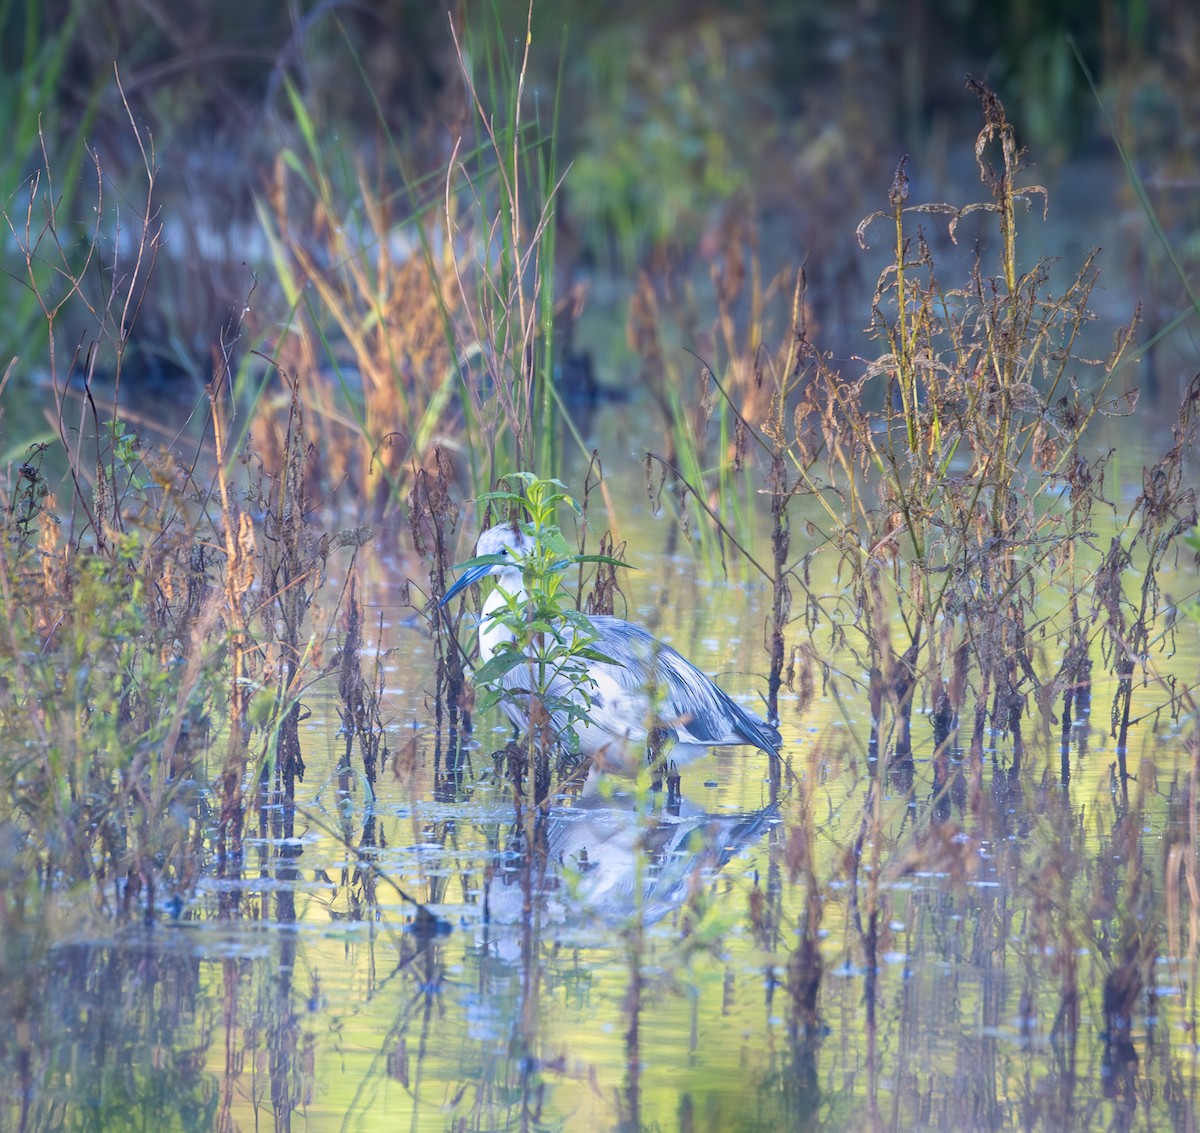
[{"x1": 440, "y1": 523, "x2": 537, "y2": 605}]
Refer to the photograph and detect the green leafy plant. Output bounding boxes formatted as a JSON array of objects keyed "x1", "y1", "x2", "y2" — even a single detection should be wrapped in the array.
[{"x1": 451, "y1": 473, "x2": 626, "y2": 800}]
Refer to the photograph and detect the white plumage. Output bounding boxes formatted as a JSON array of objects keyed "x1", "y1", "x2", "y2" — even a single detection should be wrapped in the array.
[{"x1": 442, "y1": 523, "x2": 781, "y2": 778}]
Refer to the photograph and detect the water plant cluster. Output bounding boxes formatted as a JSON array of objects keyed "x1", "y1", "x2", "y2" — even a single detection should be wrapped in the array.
[{"x1": 0, "y1": 4, "x2": 1198, "y2": 1130}]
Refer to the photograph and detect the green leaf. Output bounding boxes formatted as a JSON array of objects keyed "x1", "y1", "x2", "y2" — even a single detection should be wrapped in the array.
[
  {"x1": 475, "y1": 651, "x2": 536, "y2": 683},
  {"x1": 574, "y1": 554, "x2": 636, "y2": 570}
]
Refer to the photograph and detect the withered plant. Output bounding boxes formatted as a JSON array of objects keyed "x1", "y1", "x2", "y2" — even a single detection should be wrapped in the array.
[
  {"x1": 407, "y1": 447, "x2": 468, "y2": 796},
  {"x1": 0, "y1": 85, "x2": 372, "y2": 927},
  {"x1": 634, "y1": 204, "x2": 800, "y2": 563},
  {"x1": 624, "y1": 86, "x2": 1197, "y2": 1063},
  {"x1": 789, "y1": 82, "x2": 1145, "y2": 789},
  {"x1": 0, "y1": 87, "x2": 221, "y2": 919},
  {"x1": 231, "y1": 367, "x2": 374, "y2": 838},
  {"x1": 260, "y1": 114, "x2": 461, "y2": 519},
  {"x1": 258, "y1": 3, "x2": 573, "y2": 515},
  {"x1": 1095, "y1": 374, "x2": 1200, "y2": 785}
]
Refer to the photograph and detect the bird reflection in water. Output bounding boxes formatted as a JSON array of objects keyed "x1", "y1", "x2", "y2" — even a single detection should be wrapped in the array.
[{"x1": 480, "y1": 791, "x2": 776, "y2": 957}]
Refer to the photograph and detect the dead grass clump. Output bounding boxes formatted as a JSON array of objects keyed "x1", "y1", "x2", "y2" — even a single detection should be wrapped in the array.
[
  {"x1": 261, "y1": 139, "x2": 461, "y2": 519},
  {"x1": 786, "y1": 82, "x2": 1149, "y2": 785},
  {"x1": 0, "y1": 95, "x2": 372, "y2": 929}
]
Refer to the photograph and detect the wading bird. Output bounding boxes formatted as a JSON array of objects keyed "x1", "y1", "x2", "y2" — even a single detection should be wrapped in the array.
[{"x1": 441, "y1": 523, "x2": 781, "y2": 782}]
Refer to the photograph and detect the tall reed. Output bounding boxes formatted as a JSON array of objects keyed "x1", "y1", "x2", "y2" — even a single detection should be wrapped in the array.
[{"x1": 444, "y1": 2, "x2": 567, "y2": 482}]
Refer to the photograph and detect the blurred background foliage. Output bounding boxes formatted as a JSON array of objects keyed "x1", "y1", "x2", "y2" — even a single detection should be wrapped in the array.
[{"x1": 1, "y1": 0, "x2": 1196, "y2": 411}]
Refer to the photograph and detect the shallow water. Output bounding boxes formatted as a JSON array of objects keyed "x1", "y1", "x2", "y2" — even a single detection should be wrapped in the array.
[{"x1": 3, "y1": 452, "x2": 1198, "y2": 1133}]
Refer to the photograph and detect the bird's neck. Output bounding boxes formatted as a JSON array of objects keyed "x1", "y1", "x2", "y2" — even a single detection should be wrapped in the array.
[{"x1": 479, "y1": 575, "x2": 526, "y2": 663}]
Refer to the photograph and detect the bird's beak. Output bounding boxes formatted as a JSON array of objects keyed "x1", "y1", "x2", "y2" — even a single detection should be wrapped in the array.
[{"x1": 439, "y1": 555, "x2": 505, "y2": 606}]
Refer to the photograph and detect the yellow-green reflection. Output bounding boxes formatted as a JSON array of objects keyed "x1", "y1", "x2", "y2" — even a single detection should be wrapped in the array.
[{"x1": 3, "y1": 462, "x2": 1198, "y2": 1133}]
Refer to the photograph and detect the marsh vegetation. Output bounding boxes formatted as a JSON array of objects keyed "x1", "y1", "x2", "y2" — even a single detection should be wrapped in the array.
[{"x1": 1, "y1": 3, "x2": 1198, "y2": 1130}]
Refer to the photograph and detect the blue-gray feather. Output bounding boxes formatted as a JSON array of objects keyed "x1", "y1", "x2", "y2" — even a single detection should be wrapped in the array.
[{"x1": 445, "y1": 524, "x2": 782, "y2": 776}]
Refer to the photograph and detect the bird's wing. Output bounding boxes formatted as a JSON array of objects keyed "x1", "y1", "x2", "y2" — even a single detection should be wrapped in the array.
[
  {"x1": 586, "y1": 617, "x2": 780, "y2": 753},
  {"x1": 493, "y1": 614, "x2": 780, "y2": 757}
]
